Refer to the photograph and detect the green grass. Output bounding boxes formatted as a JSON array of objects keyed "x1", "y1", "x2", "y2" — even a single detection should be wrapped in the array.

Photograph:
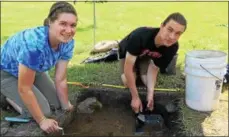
[
  {"x1": 178, "y1": 90, "x2": 228, "y2": 136},
  {"x1": 1, "y1": 1, "x2": 228, "y2": 136}
]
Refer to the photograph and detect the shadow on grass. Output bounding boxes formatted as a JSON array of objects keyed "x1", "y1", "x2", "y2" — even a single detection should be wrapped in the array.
[
  {"x1": 170, "y1": 63, "x2": 212, "y2": 136},
  {"x1": 177, "y1": 99, "x2": 212, "y2": 136}
]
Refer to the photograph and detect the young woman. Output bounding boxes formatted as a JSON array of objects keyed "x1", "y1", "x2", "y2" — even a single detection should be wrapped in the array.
[{"x1": 1, "y1": 1, "x2": 77, "y2": 134}]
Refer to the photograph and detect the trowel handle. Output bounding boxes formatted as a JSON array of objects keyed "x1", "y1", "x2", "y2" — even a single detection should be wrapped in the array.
[{"x1": 5, "y1": 117, "x2": 30, "y2": 123}]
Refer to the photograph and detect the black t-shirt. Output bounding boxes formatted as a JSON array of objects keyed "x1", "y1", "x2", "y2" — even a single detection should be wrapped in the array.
[{"x1": 118, "y1": 27, "x2": 178, "y2": 73}]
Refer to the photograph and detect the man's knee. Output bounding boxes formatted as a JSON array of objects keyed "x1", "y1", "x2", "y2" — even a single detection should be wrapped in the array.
[
  {"x1": 121, "y1": 74, "x2": 128, "y2": 87},
  {"x1": 121, "y1": 73, "x2": 137, "y2": 88}
]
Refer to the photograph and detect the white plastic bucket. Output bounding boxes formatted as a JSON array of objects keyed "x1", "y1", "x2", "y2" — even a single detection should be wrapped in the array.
[{"x1": 184, "y1": 50, "x2": 227, "y2": 111}]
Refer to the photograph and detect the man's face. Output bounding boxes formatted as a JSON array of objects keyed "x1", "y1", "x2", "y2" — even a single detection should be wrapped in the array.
[
  {"x1": 159, "y1": 19, "x2": 185, "y2": 47},
  {"x1": 49, "y1": 13, "x2": 77, "y2": 43}
]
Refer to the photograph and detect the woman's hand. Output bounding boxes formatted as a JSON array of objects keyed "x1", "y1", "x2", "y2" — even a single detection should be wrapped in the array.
[
  {"x1": 64, "y1": 101, "x2": 74, "y2": 112},
  {"x1": 39, "y1": 118, "x2": 60, "y2": 134}
]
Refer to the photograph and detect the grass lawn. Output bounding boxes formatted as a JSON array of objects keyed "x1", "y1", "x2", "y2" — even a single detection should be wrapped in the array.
[{"x1": 1, "y1": 1, "x2": 228, "y2": 136}]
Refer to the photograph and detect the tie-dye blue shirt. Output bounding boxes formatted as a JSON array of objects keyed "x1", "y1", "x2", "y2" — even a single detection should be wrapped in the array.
[{"x1": 1, "y1": 26, "x2": 75, "y2": 77}]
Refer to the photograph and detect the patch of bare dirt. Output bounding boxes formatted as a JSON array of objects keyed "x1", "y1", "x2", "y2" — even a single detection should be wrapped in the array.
[{"x1": 202, "y1": 91, "x2": 228, "y2": 136}]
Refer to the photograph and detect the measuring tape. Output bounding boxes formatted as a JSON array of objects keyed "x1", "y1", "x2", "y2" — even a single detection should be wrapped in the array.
[{"x1": 67, "y1": 81, "x2": 182, "y2": 92}]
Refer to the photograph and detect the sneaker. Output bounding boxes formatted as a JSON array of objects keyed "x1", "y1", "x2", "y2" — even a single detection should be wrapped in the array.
[{"x1": 0, "y1": 94, "x2": 9, "y2": 110}]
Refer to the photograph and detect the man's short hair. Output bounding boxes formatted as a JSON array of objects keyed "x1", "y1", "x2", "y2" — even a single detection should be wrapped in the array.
[{"x1": 162, "y1": 12, "x2": 187, "y2": 31}]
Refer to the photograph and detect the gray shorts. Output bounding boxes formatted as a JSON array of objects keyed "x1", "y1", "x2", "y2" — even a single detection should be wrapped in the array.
[
  {"x1": 119, "y1": 54, "x2": 178, "y2": 76},
  {"x1": 119, "y1": 56, "x2": 152, "y2": 76},
  {"x1": 0, "y1": 70, "x2": 61, "y2": 118}
]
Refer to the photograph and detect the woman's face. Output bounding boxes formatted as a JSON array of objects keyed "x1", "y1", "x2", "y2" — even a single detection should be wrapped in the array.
[{"x1": 49, "y1": 13, "x2": 77, "y2": 43}]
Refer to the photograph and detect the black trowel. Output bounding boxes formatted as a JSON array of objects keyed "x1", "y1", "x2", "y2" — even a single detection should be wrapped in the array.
[
  {"x1": 136, "y1": 113, "x2": 163, "y2": 124},
  {"x1": 134, "y1": 103, "x2": 167, "y2": 135}
]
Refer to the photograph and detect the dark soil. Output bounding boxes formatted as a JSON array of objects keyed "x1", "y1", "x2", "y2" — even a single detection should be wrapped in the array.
[{"x1": 64, "y1": 105, "x2": 177, "y2": 136}]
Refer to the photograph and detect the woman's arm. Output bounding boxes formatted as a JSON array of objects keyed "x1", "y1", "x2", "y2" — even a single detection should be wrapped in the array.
[
  {"x1": 54, "y1": 60, "x2": 72, "y2": 110},
  {"x1": 18, "y1": 64, "x2": 45, "y2": 124}
]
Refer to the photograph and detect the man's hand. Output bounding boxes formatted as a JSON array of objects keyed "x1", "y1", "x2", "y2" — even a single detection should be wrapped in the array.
[
  {"x1": 147, "y1": 94, "x2": 154, "y2": 111},
  {"x1": 131, "y1": 97, "x2": 143, "y2": 113}
]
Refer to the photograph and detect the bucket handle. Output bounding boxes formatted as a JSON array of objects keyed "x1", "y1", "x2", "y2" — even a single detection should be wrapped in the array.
[{"x1": 200, "y1": 64, "x2": 223, "y2": 82}]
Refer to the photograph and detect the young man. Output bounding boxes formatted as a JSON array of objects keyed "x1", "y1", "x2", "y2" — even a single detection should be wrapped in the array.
[{"x1": 118, "y1": 12, "x2": 187, "y2": 113}]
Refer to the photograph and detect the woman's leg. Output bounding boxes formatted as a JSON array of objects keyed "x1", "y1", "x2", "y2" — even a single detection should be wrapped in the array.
[
  {"x1": 1, "y1": 70, "x2": 51, "y2": 118},
  {"x1": 34, "y1": 72, "x2": 61, "y2": 110}
]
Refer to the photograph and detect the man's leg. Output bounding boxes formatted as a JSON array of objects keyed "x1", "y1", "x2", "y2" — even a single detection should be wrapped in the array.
[
  {"x1": 1, "y1": 70, "x2": 51, "y2": 118},
  {"x1": 34, "y1": 72, "x2": 61, "y2": 110},
  {"x1": 139, "y1": 59, "x2": 159, "y2": 86},
  {"x1": 139, "y1": 60, "x2": 159, "y2": 111},
  {"x1": 138, "y1": 58, "x2": 151, "y2": 86}
]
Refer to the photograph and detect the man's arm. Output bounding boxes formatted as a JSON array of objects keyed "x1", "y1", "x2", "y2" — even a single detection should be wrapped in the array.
[
  {"x1": 146, "y1": 61, "x2": 159, "y2": 110},
  {"x1": 18, "y1": 64, "x2": 45, "y2": 124},
  {"x1": 124, "y1": 52, "x2": 138, "y2": 99},
  {"x1": 54, "y1": 60, "x2": 71, "y2": 110},
  {"x1": 125, "y1": 52, "x2": 143, "y2": 113}
]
